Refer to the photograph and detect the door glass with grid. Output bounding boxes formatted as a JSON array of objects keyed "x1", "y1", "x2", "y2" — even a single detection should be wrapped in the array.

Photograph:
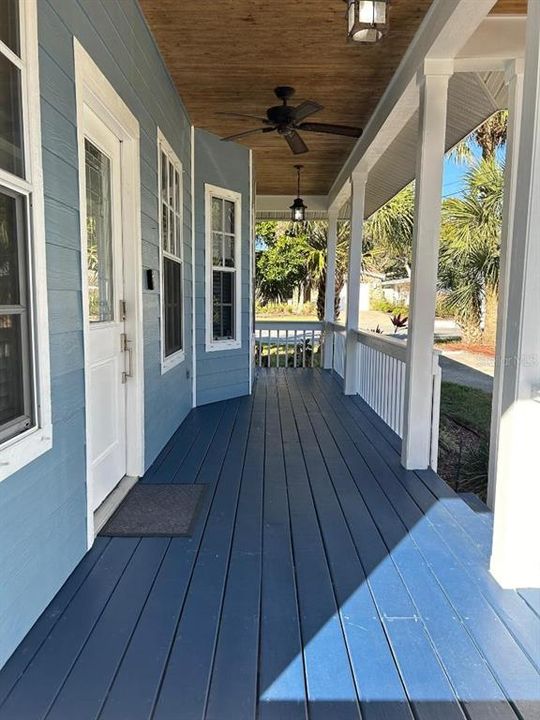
[
  {"x1": 211, "y1": 196, "x2": 236, "y2": 341},
  {"x1": 85, "y1": 140, "x2": 114, "y2": 323}
]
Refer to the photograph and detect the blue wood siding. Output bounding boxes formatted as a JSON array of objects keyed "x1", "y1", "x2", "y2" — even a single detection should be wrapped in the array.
[
  {"x1": 0, "y1": 0, "x2": 194, "y2": 669},
  {"x1": 194, "y1": 130, "x2": 252, "y2": 405}
]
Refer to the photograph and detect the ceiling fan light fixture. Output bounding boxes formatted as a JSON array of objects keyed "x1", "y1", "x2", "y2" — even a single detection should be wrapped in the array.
[
  {"x1": 344, "y1": 0, "x2": 388, "y2": 44},
  {"x1": 290, "y1": 165, "x2": 307, "y2": 222}
]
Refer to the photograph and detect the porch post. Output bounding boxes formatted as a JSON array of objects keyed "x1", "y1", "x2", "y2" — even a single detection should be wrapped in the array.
[
  {"x1": 344, "y1": 171, "x2": 367, "y2": 395},
  {"x1": 487, "y1": 59, "x2": 524, "y2": 509},
  {"x1": 322, "y1": 208, "x2": 339, "y2": 369},
  {"x1": 402, "y1": 61, "x2": 451, "y2": 469},
  {"x1": 490, "y1": 1, "x2": 540, "y2": 589}
]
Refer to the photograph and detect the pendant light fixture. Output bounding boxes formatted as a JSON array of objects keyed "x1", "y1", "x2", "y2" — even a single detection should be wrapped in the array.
[
  {"x1": 290, "y1": 164, "x2": 307, "y2": 222},
  {"x1": 343, "y1": 1, "x2": 389, "y2": 44}
]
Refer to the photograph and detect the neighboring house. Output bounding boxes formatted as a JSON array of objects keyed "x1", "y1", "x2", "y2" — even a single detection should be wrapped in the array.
[{"x1": 380, "y1": 277, "x2": 411, "y2": 306}]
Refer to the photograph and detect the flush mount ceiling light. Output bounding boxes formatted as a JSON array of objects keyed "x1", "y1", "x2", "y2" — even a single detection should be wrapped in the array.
[
  {"x1": 290, "y1": 165, "x2": 307, "y2": 222},
  {"x1": 343, "y1": 0, "x2": 389, "y2": 44}
]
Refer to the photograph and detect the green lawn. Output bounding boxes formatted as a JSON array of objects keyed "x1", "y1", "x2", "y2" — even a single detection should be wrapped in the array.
[{"x1": 440, "y1": 381, "x2": 492, "y2": 437}]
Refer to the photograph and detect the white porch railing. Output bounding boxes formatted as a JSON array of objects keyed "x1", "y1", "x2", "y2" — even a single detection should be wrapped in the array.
[
  {"x1": 331, "y1": 323, "x2": 346, "y2": 378},
  {"x1": 254, "y1": 320, "x2": 323, "y2": 368},
  {"x1": 326, "y1": 323, "x2": 442, "y2": 470}
]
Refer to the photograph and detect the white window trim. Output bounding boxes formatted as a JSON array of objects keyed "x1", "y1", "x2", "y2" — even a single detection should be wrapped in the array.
[
  {"x1": 205, "y1": 184, "x2": 242, "y2": 352},
  {"x1": 0, "y1": 0, "x2": 52, "y2": 482},
  {"x1": 158, "y1": 129, "x2": 185, "y2": 372}
]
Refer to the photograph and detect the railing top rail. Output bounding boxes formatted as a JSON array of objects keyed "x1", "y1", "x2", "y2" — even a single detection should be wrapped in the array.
[
  {"x1": 255, "y1": 320, "x2": 324, "y2": 330},
  {"x1": 354, "y1": 329, "x2": 407, "y2": 362},
  {"x1": 326, "y1": 321, "x2": 347, "y2": 332}
]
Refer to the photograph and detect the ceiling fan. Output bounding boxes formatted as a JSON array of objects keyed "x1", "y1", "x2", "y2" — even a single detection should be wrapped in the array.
[{"x1": 218, "y1": 86, "x2": 363, "y2": 155}]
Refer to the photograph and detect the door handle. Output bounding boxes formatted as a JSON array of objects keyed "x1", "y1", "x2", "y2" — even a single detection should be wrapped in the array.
[{"x1": 121, "y1": 333, "x2": 133, "y2": 383}]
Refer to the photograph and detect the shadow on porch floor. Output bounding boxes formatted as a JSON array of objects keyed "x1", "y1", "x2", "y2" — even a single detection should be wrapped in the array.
[{"x1": 0, "y1": 369, "x2": 538, "y2": 720}]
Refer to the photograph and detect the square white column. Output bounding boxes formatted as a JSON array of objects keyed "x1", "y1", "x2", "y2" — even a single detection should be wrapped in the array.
[
  {"x1": 323, "y1": 209, "x2": 339, "y2": 370},
  {"x1": 487, "y1": 60, "x2": 524, "y2": 509},
  {"x1": 402, "y1": 61, "x2": 451, "y2": 469},
  {"x1": 344, "y1": 171, "x2": 367, "y2": 395},
  {"x1": 490, "y1": 0, "x2": 540, "y2": 589}
]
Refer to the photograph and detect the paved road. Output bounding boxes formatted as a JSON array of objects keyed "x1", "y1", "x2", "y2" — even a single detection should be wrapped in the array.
[{"x1": 439, "y1": 351, "x2": 494, "y2": 393}]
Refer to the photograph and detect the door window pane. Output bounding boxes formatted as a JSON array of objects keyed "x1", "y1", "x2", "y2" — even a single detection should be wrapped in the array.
[
  {"x1": 0, "y1": 0, "x2": 20, "y2": 56},
  {"x1": 85, "y1": 140, "x2": 114, "y2": 323},
  {"x1": 0, "y1": 54, "x2": 24, "y2": 177},
  {"x1": 0, "y1": 315, "x2": 26, "y2": 428}
]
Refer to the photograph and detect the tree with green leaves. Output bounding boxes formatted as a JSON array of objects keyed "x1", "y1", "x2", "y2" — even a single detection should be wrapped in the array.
[
  {"x1": 449, "y1": 110, "x2": 507, "y2": 164},
  {"x1": 439, "y1": 157, "x2": 504, "y2": 340}
]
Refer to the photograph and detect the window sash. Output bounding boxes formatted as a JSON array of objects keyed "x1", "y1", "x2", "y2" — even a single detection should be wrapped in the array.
[
  {"x1": 208, "y1": 189, "x2": 239, "y2": 344},
  {"x1": 158, "y1": 134, "x2": 183, "y2": 363},
  {"x1": 0, "y1": 187, "x2": 34, "y2": 442}
]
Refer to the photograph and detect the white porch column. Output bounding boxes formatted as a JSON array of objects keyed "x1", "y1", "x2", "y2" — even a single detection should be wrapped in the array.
[
  {"x1": 487, "y1": 59, "x2": 524, "y2": 509},
  {"x1": 323, "y1": 208, "x2": 339, "y2": 369},
  {"x1": 490, "y1": 1, "x2": 540, "y2": 590},
  {"x1": 402, "y1": 61, "x2": 451, "y2": 469},
  {"x1": 344, "y1": 171, "x2": 367, "y2": 395}
]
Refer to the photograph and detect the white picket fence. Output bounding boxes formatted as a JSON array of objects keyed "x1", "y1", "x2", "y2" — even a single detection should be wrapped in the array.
[{"x1": 254, "y1": 321, "x2": 323, "y2": 368}]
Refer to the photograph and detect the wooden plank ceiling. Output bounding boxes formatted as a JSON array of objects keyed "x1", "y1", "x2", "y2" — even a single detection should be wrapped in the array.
[{"x1": 140, "y1": 0, "x2": 526, "y2": 196}]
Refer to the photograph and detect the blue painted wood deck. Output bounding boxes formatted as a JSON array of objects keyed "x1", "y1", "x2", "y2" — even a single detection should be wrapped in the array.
[{"x1": 0, "y1": 368, "x2": 538, "y2": 720}]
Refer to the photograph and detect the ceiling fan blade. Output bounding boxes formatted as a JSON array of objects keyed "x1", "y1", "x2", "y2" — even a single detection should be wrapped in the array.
[
  {"x1": 221, "y1": 127, "x2": 275, "y2": 141},
  {"x1": 298, "y1": 122, "x2": 363, "y2": 138},
  {"x1": 216, "y1": 111, "x2": 270, "y2": 123},
  {"x1": 284, "y1": 130, "x2": 309, "y2": 155},
  {"x1": 294, "y1": 100, "x2": 323, "y2": 121}
]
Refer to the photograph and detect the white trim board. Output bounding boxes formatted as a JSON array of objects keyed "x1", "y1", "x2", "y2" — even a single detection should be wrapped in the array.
[
  {"x1": 0, "y1": 0, "x2": 52, "y2": 482},
  {"x1": 74, "y1": 39, "x2": 144, "y2": 547},
  {"x1": 157, "y1": 127, "x2": 186, "y2": 374},
  {"x1": 204, "y1": 183, "x2": 242, "y2": 353}
]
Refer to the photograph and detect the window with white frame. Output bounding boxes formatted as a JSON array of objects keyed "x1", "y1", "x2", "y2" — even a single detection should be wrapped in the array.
[
  {"x1": 206, "y1": 185, "x2": 241, "y2": 350},
  {"x1": 0, "y1": 0, "x2": 50, "y2": 465},
  {"x1": 158, "y1": 132, "x2": 184, "y2": 368}
]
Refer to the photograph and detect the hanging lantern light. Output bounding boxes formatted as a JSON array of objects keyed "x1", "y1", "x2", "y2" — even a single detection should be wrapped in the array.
[
  {"x1": 290, "y1": 164, "x2": 307, "y2": 222},
  {"x1": 343, "y1": 1, "x2": 389, "y2": 44}
]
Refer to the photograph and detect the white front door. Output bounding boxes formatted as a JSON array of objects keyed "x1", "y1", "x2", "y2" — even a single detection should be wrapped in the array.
[{"x1": 82, "y1": 107, "x2": 128, "y2": 511}]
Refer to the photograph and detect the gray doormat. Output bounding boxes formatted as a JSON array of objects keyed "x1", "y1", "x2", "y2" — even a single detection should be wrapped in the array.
[{"x1": 99, "y1": 484, "x2": 207, "y2": 537}]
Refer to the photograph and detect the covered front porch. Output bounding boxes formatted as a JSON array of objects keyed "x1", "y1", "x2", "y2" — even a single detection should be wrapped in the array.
[{"x1": 0, "y1": 368, "x2": 537, "y2": 720}]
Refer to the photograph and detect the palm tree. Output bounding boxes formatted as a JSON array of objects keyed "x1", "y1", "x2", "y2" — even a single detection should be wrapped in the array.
[
  {"x1": 439, "y1": 157, "x2": 504, "y2": 340},
  {"x1": 449, "y1": 110, "x2": 508, "y2": 164},
  {"x1": 363, "y1": 183, "x2": 415, "y2": 277},
  {"x1": 288, "y1": 220, "x2": 350, "y2": 321}
]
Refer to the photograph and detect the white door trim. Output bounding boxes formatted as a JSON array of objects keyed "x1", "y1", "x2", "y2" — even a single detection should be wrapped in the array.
[{"x1": 74, "y1": 39, "x2": 144, "y2": 547}]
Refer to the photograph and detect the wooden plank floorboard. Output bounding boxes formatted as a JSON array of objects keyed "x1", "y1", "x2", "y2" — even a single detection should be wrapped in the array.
[
  {"x1": 1, "y1": 370, "x2": 538, "y2": 720},
  {"x1": 285, "y1": 372, "x2": 467, "y2": 720},
  {"x1": 45, "y1": 539, "x2": 170, "y2": 720},
  {"x1": 98, "y1": 397, "x2": 243, "y2": 720},
  {"x1": 204, "y1": 384, "x2": 266, "y2": 720},
  {"x1": 257, "y1": 374, "x2": 308, "y2": 720},
  {"x1": 151, "y1": 391, "x2": 257, "y2": 720},
  {"x1": 276, "y1": 373, "x2": 363, "y2": 720},
  {"x1": 0, "y1": 537, "x2": 110, "y2": 707},
  {"x1": 172, "y1": 401, "x2": 226, "y2": 484},
  {"x1": 0, "y1": 539, "x2": 140, "y2": 720},
  {"x1": 142, "y1": 404, "x2": 218, "y2": 484},
  {"x1": 282, "y1": 373, "x2": 415, "y2": 720},
  {"x1": 291, "y1": 373, "x2": 518, "y2": 720},
  {"x1": 313, "y1": 371, "x2": 540, "y2": 673},
  {"x1": 307, "y1": 371, "x2": 540, "y2": 717}
]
